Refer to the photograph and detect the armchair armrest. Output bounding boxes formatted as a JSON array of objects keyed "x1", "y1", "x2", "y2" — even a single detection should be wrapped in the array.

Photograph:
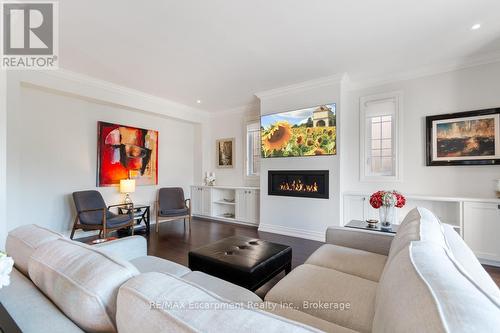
[
  {"x1": 93, "y1": 236, "x2": 147, "y2": 261},
  {"x1": 325, "y1": 226, "x2": 393, "y2": 256},
  {"x1": 185, "y1": 198, "x2": 191, "y2": 209}
]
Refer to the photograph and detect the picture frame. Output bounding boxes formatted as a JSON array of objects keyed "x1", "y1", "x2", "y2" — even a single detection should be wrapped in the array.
[
  {"x1": 216, "y1": 138, "x2": 235, "y2": 168},
  {"x1": 97, "y1": 121, "x2": 159, "y2": 186},
  {"x1": 426, "y1": 108, "x2": 500, "y2": 166}
]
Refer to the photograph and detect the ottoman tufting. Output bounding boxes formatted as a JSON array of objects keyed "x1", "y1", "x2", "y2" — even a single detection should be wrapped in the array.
[{"x1": 188, "y1": 236, "x2": 292, "y2": 291}]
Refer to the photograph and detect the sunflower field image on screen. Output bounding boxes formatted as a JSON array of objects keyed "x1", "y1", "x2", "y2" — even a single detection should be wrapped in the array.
[{"x1": 261, "y1": 103, "x2": 336, "y2": 158}]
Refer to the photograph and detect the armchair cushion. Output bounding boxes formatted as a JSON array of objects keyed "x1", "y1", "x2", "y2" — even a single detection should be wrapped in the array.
[
  {"x1": 159, "y1": 207, "x2": 189, "y2": 217},
  {"x1": 73, "y1": 190, "x2": 107, "y2": 225},
  {"x1": 106, "y1": 212, "x2": 134, "y2": 227},
  {"x1": 158, "y1": 187, "x2": 186, "y2": 211}
]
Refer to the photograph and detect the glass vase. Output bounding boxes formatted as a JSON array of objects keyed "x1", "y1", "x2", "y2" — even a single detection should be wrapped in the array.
[{"x1": 379, "y1": 205, "x2": 395, "y2": 227}]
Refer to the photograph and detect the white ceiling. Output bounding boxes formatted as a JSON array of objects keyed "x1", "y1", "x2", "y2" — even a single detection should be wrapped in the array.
[{"x1": 59, "y1": 0, "x2": 500, "y2": 112}]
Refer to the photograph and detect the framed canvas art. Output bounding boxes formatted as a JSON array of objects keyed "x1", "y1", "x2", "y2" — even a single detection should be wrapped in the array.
[
  {"x1": 216, "y1": 138, "x2": 234, "y2": 168},
  {"x1": 426, "y1": 108, "x2": 500, "y2": 166},
  {"x1": 97, "y1": 121, "x2": 158, "y2": 186}
]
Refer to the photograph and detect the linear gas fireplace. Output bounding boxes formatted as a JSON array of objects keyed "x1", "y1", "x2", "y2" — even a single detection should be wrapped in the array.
[{"x1": 268, "y1": 170, "x2": 329, "y2": 199}]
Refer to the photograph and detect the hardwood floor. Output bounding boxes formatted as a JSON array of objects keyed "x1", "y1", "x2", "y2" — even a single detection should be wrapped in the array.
[{"x1": 79, "y1": 217, "x2": 500, "y2": 296}]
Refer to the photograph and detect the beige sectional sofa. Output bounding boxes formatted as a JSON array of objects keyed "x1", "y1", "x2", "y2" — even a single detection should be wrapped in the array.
[
  {"x1": 265, "y1": 207, "x2": 500, "y2": 332},
  {"x1": 1, "y1": 207, "x2": 499, "y2": 332}
]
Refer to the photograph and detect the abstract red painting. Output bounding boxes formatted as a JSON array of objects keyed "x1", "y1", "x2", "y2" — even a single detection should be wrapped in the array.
[{"x1": 97, "y1": 121, "x2": 158, "y2": 186}]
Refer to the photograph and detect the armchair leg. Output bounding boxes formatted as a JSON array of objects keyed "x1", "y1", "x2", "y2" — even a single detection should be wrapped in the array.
[
  {"x1": 188, "y1": 214, "x2": 192, "y2": 232},
  {"x1": 156, "y1": 218, "x2": 159, "y2": 233},
  {"x1": 70, "y1": 217, "x2": 78, "y2": 240}
]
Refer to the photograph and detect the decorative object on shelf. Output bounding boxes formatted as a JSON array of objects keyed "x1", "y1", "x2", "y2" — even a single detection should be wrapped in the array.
[
  {"x1": 120, "y1": 178, "x2": 136, "y2": 205},
  {"x1": 261, "y1": 103, "x2": 336, "y2": 158},
  {"x1": 370, "y1": 190, "x2": 406, "y2": 227},
  {"x1": 495, "y1": 179, "x2": 500, "y2": 198},
  {"x1": 222, "y1": 212, "x2": 235, "y2": 218},
  {"x1": 205, "y1": 172, "x2": 216, "y2": 186},
  {"x1": 426, "y1": 108, "x2": 500, "y2": 166},
  {"x1": 216, "y1": 138, "x2": 234, "y2": 168},
  {"x1": 365, "y1": 219, "x2": 378, "y2": 228},
  {"x1": 0, "y1": 252, "x2": 14, "y2": 288},
  {"x1": 97, "y1": 121, "x2": 158, "y2": 186},
  {"x1": 223, "y1": 198, "x2": 235, "y2": 203}
]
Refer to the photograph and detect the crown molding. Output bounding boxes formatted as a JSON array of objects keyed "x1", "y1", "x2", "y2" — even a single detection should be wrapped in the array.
[
  {"x1": 15, "y1": 68, "x2": 210, "y2": 124},
  {"x1": 346, "y1": 49, "x2": 500, "y2": 91},
  {"x1": 209, "y1": 103, "x2": 260, "y2": 118},
  {"x1": 255, "y1": 72, "x2": 346, "y2": 100}
]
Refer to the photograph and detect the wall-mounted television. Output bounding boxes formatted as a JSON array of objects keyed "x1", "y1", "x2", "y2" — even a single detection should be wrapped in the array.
[{"x1": 261, "y1": 103, "x2": 336, "y2": 158}]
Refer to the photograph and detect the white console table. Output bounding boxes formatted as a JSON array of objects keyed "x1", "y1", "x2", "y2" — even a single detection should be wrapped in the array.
[
  {"x1": 343, "y1": 192, "x2": 500, "y2": 266},
  {"x1": 190, "y1": 185, "x2": 260, "y2": 226}
]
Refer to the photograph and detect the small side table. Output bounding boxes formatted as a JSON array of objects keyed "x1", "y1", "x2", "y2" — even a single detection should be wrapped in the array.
[
  {"x1": 345, "y1": 220, "x2": 399, "y2": 234},
  {"x1": 118, "y1": 204, "x2": 150, "y2": 235}
]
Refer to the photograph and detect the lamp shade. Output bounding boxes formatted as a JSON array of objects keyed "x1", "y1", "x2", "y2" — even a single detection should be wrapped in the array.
[{"x1": 119, "y1": 179, "x2": 136, "y2": 194}]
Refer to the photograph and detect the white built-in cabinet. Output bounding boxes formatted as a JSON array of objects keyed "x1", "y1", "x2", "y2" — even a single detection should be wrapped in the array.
[
  {"x1": 463, "y1": 202, "x2": 500, "y2": 263},
  {"x1": 343, "y1": 192, "x2": 500, "y2": 266},
  {"x1": 190, "y1": 185, "x2": 260, "y2": 226}
]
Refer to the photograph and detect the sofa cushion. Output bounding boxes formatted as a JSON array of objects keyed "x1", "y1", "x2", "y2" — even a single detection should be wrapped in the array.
[
  {"x1": 0, "y1": 268, "x2": 84, "y2": 333},
  {"x1": 28, "y1": 238, "x2": 140, "y2": 333},
  {"x1": 373, "y1": 241, "x2": 500, "y2": 333},
  {"x1": 442, "y1": 223, "x2": 500, "y2": 301},
  {"x1": 387, "y1": 207, "x2": 445, "y2": 262},
  {"x1": 116, "y1": 272, "x2": 322, "y2": 333},
  {"x1": 305, "y1": 244, "x2": 387, "y2": 282},
  {"x1": 130, "y1": 255, "x2": 191, "y2": 277},
  {"x1": 265, "y1": 264, "x2": 377, "y2": 333},
  {"x1": 183, "y1": 271, "x2": 262, "y2": 303},
  {"x1": 264, "y1": 302, "x2": 358, "y2": 333},
  {"x1": 5, "y1": 224, "x2": 63, "y2": 276}
]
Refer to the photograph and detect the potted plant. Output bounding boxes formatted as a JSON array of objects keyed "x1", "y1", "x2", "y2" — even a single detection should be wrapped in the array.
[{"x1": 370, "y1": 190, "x2": 406, "y2": 227}]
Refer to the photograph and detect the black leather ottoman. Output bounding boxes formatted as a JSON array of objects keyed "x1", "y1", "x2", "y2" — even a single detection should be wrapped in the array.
[{"x1": 188, "y1": 236, "x2": 292, "y2": 291}]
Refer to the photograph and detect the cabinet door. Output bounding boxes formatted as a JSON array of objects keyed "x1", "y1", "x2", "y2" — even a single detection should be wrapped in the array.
[
  {"x1": 245, "y1": 190, "x2": 259, "y2": 224},
  {"x1": 464, "y1": 202, "x2": 500, "y2": 262},
  {"x1": 235, "y1": 189, "x2": 247, "y2": 221},
  {"x1": 201, "y1": 188, "x2": 212, "y2": 216},
  {"x1": 191, "y1": 187, "x2": 202, "y2": 215}
]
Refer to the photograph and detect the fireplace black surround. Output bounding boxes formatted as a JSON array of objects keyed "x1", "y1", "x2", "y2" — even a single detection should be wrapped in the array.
[{"x1": 268, "y1": 170, "x2": 329, "y2": 199}]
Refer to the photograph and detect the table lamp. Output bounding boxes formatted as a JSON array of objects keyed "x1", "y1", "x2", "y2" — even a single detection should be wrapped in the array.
[{"x1": 120, "y1": 179, "x2": 136, "y2": 205}]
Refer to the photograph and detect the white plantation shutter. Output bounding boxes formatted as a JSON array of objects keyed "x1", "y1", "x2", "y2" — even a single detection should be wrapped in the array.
[{"x1": 360, "y1": 93, "x2": 401, "y2": 180}]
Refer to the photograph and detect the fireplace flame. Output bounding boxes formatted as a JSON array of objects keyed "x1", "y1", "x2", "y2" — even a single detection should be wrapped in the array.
[{"x1": 279, "y1": 180, "x2": 319, "y2": 193}]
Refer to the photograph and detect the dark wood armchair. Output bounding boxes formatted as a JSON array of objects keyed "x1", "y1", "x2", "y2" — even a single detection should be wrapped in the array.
[
  {"x1": 155, "y1": 187, "x2": 191, "y2": 233},
  {"x1": 71, "y1": 190, "x2": 135, "y2": 239}
]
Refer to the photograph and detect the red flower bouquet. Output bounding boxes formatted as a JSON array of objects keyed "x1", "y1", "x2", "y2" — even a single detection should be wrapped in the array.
[{"x1": 370, "y1": 190, "x2": 406, "y2": 227}]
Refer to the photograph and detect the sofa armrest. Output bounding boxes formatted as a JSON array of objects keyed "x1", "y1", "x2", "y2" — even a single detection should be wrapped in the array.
[
  {"x1": 93, "y1": 236, "x2": 147, "y2": 261},
  {"x1": 325, "y1": 226, "x2": 393, "y2": 256}
]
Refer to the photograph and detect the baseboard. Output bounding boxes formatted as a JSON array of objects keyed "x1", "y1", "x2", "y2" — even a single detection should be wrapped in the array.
[
  {"x1": 258, "y1": 223, "x2": 325, "y2": 242},
  {"x1": 479, "y1": 258, "x2": 500, "y2": 268}
]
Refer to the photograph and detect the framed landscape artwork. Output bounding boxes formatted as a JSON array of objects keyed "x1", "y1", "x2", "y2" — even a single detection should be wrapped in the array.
[
  {"x1": 261, "y1": 103, "x2": 336, "y2": 158},
  {"x1": 216, "y1": 138, "x2": 234, "y2": 168},
  {"x1": 97, "y1": 121, "x2": 158, "y2": 186},
  {"x1": 426, "y1": 108, "x2": 500, "y2": 166}
]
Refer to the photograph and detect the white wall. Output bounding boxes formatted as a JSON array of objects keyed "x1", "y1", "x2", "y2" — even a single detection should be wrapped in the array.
[
  {"x1": 205, "y1": 106, "x2": 259, "y2": 187},
  {"x1": 343, "y1": 61, "x2": 500, "y2": 198},
  {"x1": 257, "y1": 78, "x2": 343, "y2": 241},
  {"x1": 6, "y1": 71, "x2": 205, "y2": 236}
]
